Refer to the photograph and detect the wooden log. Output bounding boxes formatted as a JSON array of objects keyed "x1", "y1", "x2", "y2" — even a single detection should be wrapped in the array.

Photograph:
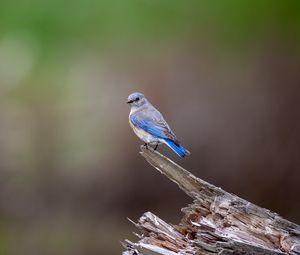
[{"x1": 122, "y1": 146, "x2": 300, "y2": 255}]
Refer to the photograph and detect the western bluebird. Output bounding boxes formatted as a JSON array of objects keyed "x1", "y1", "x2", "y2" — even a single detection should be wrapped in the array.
[{"x1": 127, "y1": 92, "x2": 190, "y2": 157}]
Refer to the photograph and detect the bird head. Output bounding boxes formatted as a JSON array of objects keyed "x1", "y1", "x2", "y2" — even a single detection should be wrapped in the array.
[{"x1": 127, "y1": 92, "x2": 147, "y2": 108}]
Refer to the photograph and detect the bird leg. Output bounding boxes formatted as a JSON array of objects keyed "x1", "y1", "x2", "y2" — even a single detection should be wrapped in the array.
[{"x1": 154, "y1": 142, "x2": 159, "y2": 151}]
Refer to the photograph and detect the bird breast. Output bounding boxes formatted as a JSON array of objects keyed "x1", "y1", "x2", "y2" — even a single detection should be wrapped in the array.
[{"x1": 129, "y1": 119, "x2": 156, "y2": 143}]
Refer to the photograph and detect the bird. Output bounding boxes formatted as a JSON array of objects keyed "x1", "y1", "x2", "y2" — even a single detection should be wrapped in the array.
[{"x1": 127, "y1": 92, "x2": 190, "y2": 157}]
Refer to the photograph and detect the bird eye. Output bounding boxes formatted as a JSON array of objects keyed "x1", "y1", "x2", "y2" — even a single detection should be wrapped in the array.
[{"x1": 136, "y1": 97, "x2": 140, "y2": 101}]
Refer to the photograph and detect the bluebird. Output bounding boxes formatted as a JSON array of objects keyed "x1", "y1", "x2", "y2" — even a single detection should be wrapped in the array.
[{"x1": 127, "y1": 92, "x2": 190, "y2": 157}]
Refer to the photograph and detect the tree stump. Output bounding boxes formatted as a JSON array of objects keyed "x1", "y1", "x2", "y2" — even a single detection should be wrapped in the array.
[{"x1": 122, "y1": 146, "x2": 300, "y2": 255}]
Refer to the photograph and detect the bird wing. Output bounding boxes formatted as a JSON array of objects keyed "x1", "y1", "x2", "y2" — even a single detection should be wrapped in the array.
[{"x1": 130, "y1": 107, "x2": 178, "y2": 142}]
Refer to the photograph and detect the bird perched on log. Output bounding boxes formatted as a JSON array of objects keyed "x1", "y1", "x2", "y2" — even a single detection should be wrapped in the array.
[{"x1": 127, "y1": 92, "x2": 190, "y2": 157}]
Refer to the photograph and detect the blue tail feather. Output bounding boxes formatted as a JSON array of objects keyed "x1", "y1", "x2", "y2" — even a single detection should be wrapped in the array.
[{"x1": 164, "y1": 139, "x2": 190, "y2": 157}]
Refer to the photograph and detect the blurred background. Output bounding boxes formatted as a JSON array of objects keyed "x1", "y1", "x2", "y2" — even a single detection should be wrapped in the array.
[{"x1": 1, "y1": 0, "x2": 300, "y2": 254}]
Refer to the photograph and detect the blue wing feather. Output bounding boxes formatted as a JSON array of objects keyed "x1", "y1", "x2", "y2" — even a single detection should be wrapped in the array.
[
  {"x1": 130, "y1": 113, "x2": 168, "y2": 139},
  {"x1": 130, "y1": 107, "x2": 190, "y2": 157}
]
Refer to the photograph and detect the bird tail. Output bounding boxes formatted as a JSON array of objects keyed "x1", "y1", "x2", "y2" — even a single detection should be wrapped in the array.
[{"x1": 164, "y1": 139, "x2": 190, "y2": 157}]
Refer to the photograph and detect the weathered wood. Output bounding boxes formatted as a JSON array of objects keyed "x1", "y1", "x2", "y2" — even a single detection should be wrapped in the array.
[{"x1": 122, "y1": 146, "x2": 300, "y2": 255}]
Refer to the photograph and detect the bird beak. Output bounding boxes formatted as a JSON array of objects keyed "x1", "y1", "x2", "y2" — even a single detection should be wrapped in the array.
[{"x1": 127, "y1": 100, "x2": 133, "y2": 104}]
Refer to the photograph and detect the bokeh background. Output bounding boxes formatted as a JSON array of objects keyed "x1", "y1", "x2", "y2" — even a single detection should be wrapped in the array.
[{"x1": 1, "y1": 1, "x2": 300, "y2": 254}]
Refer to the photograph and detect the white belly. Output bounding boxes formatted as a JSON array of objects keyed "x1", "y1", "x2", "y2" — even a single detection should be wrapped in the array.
[{"x1": 129, "y1": 121, "x2": 158, "y2": 143}]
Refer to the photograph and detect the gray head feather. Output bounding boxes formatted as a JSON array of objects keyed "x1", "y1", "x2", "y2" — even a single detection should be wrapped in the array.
[{"x1": 127, "y1": 92, "x2": 148, "y2": 108}]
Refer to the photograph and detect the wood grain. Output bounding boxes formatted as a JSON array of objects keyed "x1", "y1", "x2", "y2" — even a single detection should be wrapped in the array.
[{"x1": 122, "y1": 146, "x2": 300, "y2": 255}]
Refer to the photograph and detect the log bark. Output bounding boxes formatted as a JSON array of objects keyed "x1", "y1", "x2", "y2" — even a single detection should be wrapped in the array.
[{"x1": 122, "y1": 146, "x2": 300, "y2": 255}]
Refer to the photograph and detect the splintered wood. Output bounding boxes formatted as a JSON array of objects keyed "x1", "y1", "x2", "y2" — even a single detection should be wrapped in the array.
[{"x1": 122, "y1": 146, "x2": 300, "y2": 255}]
